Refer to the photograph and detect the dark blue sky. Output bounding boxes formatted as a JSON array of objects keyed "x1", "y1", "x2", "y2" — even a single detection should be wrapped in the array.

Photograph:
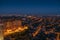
[{"x1": 0, "y1": 0, "x2": 60, "y2": 15}]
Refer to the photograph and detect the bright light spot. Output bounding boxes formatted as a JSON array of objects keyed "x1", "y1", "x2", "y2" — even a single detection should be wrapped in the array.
[{"x1": 4, "y1": 26, "x2": 28, "y2": 36}]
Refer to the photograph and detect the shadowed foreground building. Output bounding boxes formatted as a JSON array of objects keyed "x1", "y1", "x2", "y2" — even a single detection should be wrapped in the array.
[{"x1": 0, "y1": 20, "x2": 4, "y2": 40}]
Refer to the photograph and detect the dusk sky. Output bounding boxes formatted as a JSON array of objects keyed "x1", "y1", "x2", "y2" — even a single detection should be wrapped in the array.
[{"x1": 0, "y1": 0, "x2": 60, "y2": 15}]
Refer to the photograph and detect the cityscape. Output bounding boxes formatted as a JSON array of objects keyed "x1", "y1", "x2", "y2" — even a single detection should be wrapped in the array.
[
  {"x1": 0, "y1": 0, "x2": 60, "y2": 40},
  {"x1": 0, "y1": 15, "x2": 60, "y2": 40}
]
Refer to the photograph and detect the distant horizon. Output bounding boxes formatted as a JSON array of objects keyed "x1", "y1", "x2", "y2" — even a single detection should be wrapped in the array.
[{"x1": 0, "y1": 12, "x2": 60, "y2": 16}]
